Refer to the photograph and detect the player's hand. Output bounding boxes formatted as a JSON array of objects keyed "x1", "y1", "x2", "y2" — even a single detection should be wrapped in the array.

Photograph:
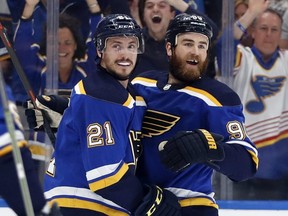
[
  {"x1": 24, "y1": 95, "x2": 69, "y2": 131},
  {"x1": 158, "y1": 129, "x2": 225, "y2": 172},
  {"x1": 134, "y1": 185, "x2": 181, "y2": 216}
]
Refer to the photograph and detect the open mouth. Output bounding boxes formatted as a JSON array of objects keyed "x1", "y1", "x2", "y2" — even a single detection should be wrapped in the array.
[
  {"x1": 152, "y1": 15, "x2": 162, "y2": 23},
  {"x1": 117, "y1": 61, "x2": 132, "y2": 67},
  {"x1": 187, "y1": 59, "x2": 198, "y2": 65},
  {"x1": 59, "y1": 53, "x2": 68, "y2": 57}
]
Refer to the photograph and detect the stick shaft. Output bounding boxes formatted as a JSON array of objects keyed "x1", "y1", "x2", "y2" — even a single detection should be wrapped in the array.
[{"x1": 0, "y1": 67, "x2": 35, "y2": 216}]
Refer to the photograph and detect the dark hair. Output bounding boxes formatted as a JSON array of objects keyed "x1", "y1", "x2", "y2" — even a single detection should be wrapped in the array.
[
  {"x1": 39, "y1": 13, "x2": 86, "y2": 60},
  {"x1": 138, "y1": 0, "x2": 175, "y2": 27}
]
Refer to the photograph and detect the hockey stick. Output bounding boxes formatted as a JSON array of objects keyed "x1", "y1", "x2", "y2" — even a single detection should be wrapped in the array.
[
  {"x1": 0, "y1": 67, "x2": 35, "y2": 216},
  {"x1": 0, "y1": 22, "x2": 56, "y2": 147}
]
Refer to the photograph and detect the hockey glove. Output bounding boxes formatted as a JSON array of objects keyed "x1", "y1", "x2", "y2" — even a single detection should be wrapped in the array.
[
  {"x1": 24, "y1": 95, "x2": 69, "y2": 131},
  {"x1": 158, "y1": 129, "x2": 225, "y2": 172},
  {"x1": 134, "y1": 185, "x2": 181, "y2": 216}
]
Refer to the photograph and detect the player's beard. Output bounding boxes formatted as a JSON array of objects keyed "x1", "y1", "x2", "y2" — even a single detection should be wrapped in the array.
[{"x1": 169, "y1": 51, "x2": 208, "y2": 83}]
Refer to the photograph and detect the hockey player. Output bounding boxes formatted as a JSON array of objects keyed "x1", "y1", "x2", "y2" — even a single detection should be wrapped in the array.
[
  {"x1": 0, "y1": 84, "x2": 62, "y2": 215},
  {"x1": 131, "y1": 13, "x2": 258, "y2": 216},
  {"x1": 43, "y1": 14, "x2": 181, "y2": 216}
]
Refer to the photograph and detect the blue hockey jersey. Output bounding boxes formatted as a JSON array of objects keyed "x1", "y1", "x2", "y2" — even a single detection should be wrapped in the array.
[
  {"x1": 44, "y1": 66, "x2": 145, "y2": 215},
  {"x1": 131, "y1": 71, "x2": 258, "y2": 209}
]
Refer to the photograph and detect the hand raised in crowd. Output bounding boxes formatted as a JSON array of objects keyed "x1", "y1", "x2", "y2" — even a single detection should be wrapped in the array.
[
  {"x1": 247, "y1": 0, "x2": 270, "y2": 16},
  {"x1": 85, "y1": 0, "x2": 101, "y2": 13},
  {"x1": 25, "y1": 0, "x2": 40, "y2": 6},
  {"x1": 22, "y1": 0, "x2": 40, "y2": 19}
]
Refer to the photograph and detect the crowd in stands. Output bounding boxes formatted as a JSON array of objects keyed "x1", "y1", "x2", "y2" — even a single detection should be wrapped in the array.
[{"x1": 0, "y1": 0, "x2": 288, "y2": 214}]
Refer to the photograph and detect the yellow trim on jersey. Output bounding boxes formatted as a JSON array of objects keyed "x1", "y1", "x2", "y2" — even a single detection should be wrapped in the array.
[
  {"x1": 131, "y1": 77, "x2": 157, "y2": 87},
  {"x1": 135, "y1": 96, "x2": 147, "y2": 107},
  {"x1": 76, "y1": 80, "x2": 87, "y2": 95},
  {"x1": 123, "y1": 94, "x2": 134, "y2": 108},
  {"x1": 49, "y1": 199, "x2": 129, "y2": 216},
  {"x1": 133, "y1": 77, "x2": 222, "y2": 106},
  {"x1": 89, "y1": 163, "x2": 129, "y2": 191},
  {"x1": 179, "y1": 197, "x2": 218, "y2": 209},
  {"x1": 181, "y1": 86, "x2": 222, "y2": 106},
  {"x1": 0, "y1": 141, "x2": 27, "y2": 157},
  {"x1": 247, "y1": 149, "x2": 259, "y2": 168},
  {"x1": 234, "y1": 47, "x2": 242, "y2": 68}
]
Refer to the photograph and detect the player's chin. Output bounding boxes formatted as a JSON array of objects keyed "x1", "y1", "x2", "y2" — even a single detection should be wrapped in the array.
[
  {"x1": 119, "y1": 66, "x2": 134, "y2": 74},
  {"x1": 117, "y1": 70, "x2": 133, "y2": 80},
  {"x1": 180, "y1": 70, "x2": 201, "y2": 82}
]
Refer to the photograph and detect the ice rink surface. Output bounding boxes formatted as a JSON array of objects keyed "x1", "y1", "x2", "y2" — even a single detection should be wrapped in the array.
[{"x1": 1, "y1": 199, "x2": 288, "y2": 215}]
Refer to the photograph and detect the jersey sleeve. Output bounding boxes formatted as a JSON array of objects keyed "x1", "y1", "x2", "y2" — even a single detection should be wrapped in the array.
[{"x1": 207, "y1": 104, "x2": 258, "y2": 181}]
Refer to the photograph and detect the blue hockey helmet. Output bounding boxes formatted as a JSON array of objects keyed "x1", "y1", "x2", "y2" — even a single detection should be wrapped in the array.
[
  {"x1": 94, "y1": 14, "x2": 144, "y2": 54},
  {"x1": 165, "y1": 13, "x2": 213, "y2": 46}
]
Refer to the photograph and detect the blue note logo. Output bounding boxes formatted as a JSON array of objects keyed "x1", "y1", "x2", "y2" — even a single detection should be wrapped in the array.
[{"x1": 246, "y1": 75, "x2": 286, "y2": 113}]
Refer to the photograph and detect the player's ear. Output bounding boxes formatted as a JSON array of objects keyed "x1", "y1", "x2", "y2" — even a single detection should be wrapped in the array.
[
  {"x1": 96, "y1": 49, "x2": 102, "y2": 58},
  {"x1": 166, "y1": 42, "x2": 172, "y2": 57}
]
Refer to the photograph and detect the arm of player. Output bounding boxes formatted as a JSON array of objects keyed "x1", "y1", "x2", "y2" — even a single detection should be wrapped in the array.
[
  {"x1": 24, "y1": 95, "x2": 69, "y2": 131},
  {"x1": 158, "y1": 129, "x2": 225, "y2": 172}
]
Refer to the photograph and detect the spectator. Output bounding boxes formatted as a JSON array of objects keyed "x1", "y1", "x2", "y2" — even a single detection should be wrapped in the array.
[
  {"x1": 131, "y1": 13, "x2": 258, "y2": 215},
  {"x1": 12, "y1": 0, "x2": 98, "y2": 101},
  {"x1": 231, "y1": 0, "x2": 288, "y2": 199}
]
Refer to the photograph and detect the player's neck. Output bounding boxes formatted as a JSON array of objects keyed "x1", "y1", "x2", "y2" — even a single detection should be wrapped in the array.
[{"x1": 119, "y1": 79, "x2": 129, "y2": 89}]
